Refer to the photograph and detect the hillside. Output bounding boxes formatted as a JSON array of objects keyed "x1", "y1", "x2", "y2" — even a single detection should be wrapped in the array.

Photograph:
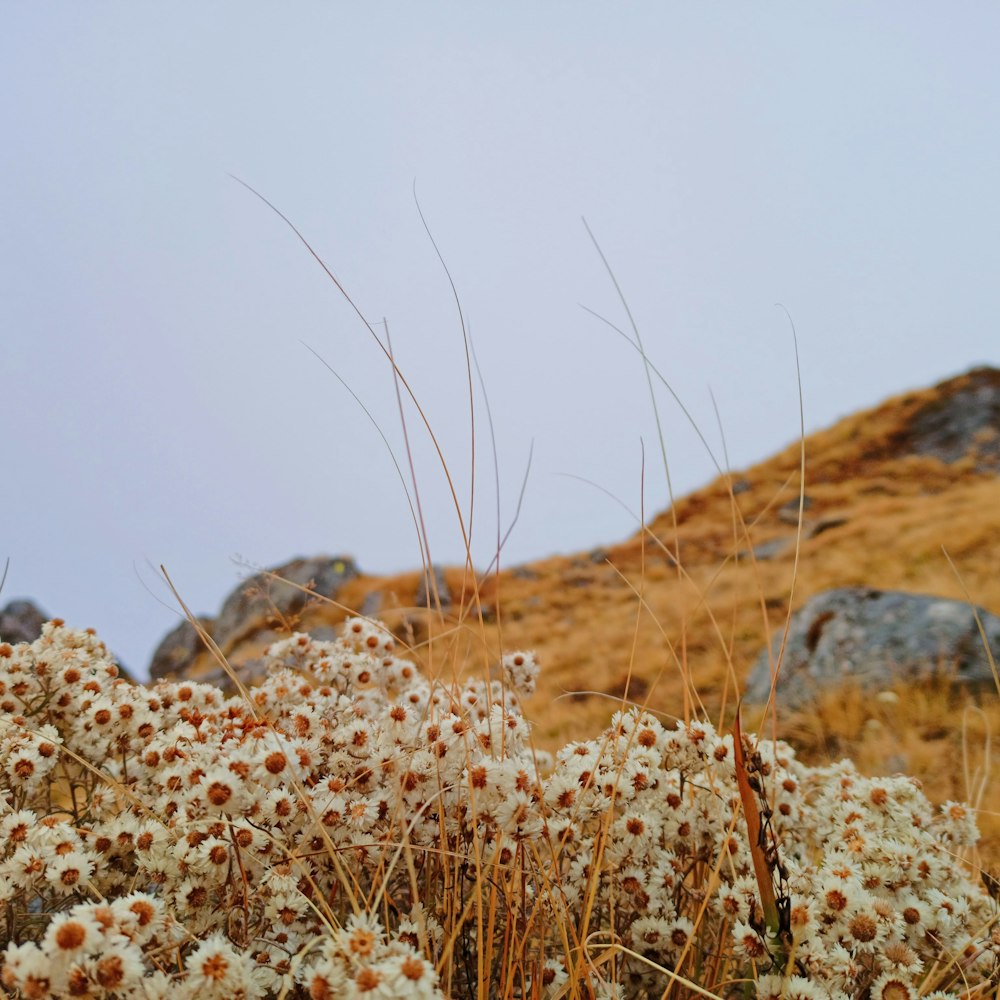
[{"x1": 153, "y1": 366, "x2": 1000, "y2": 856}]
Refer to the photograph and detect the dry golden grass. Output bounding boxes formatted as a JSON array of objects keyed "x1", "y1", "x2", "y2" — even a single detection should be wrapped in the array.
[
  {"x1": 165, "y1": 368, "x2": 1000, "y2": 870},
  {"x1": 10, "y1": 187, "x2": 999, "y2": 996},
  {"x1": 774, "y1": 676, "x2": 1000, "y2": 867}
]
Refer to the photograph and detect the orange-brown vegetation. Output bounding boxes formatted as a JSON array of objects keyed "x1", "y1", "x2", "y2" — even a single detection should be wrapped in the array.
[{"x1": 166, "y1": 367, "x2": 1000, "y2": 864}]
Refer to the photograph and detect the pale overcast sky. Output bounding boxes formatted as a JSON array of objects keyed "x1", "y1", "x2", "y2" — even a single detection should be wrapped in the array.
[{"x1": 3, "y1": 5, "x2": 998, "y2": 677}]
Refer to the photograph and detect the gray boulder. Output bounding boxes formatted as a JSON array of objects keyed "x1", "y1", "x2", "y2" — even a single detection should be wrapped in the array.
[
  {"x1": 415, "y1": 565, "x2": 450, "y2": 610},
  {"x1": 746, "y1": 586, "x2": 1000, "y2": 708},
  {"x1": 0, "y1": 599, "x2": 47, "y2": 645},
  {"x1": 148, "y1": 555, "x2": 359, "y2": 679},
  {"x1": 210, "y1": 555, "x2": 359, "y2": 652},
  {"x1": 360, "y1": 591, "x2": 384, "y2": 617},
  {"x1": 148, "y1": 616, "x2": 213, "y2": 681},
  {"x1": 906, "y1": 366, "x2": 1000, "y2": 473}
]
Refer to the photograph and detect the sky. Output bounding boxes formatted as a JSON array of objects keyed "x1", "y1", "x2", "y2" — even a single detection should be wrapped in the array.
[{"x1": 3, "y1": 5, "x2": 999, "y2": 678}]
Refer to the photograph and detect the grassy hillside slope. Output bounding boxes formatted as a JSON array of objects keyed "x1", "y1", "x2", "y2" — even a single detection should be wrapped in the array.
[{"x1": 165, "y1": 367, "x2": 1000, "y2": 860}]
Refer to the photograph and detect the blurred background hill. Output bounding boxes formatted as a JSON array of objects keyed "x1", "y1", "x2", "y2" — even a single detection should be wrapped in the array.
[{"x1": 99, "y1": 366, "x2": 999, "y2": 859}]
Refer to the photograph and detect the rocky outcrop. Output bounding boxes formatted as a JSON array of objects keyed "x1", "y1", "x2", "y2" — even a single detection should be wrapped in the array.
[
  {"x1": 415, "y1": 565, "x2": 451, "y2": 610},
  {"x1": 746, "y1": 587, "x2": 1000, "y2": 708},
  {"x1": 0, "y1": 600, "x2": 48, "y2": 645},
  {"x1": 212, "y1": 556, "x2": 359, "y2": 651},
  {"x1": 149, "y1": 555, "x2": 359, "y2": 681},
  {"x1": 904, "y1": 366, "x2": 1000, "y2": 472},
  {"x1": 148, "y1": 616, "x2": 214, "y2": 681}
]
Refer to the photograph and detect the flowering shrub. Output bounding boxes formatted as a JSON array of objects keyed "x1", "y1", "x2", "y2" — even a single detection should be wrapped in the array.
[{"x1": 0, "y1": 618, "x2": 996, "y2": 999}]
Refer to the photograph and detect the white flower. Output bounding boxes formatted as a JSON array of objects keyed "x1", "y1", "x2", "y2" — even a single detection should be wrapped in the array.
[
  {"x1": 44, "y1": 848, "x2": 94, "y2": 894},
  {"x1": 495, "y1": 789, "x2": 543, "y2": 839},
  {"x1": 135, "y1": 970, "x2": 177, "y2": 999},
  {"x1": 0, "y1": 942, "x2": 55, "y2": 998},
  {"x1": 755, "y1": 974, "x2": 828, "y2": 1000},
  {"x1": 0, "y1": 809, "x2": 37, "y2": 845},
  {"x1": 732, "y1": 919, "x2": 770, "y2": 961},
  {"x1": 870, "y1": 973, "x2": 918, "y2": 1000},
  {"x1": 536, "y1": 957, "x2": 568, "y2": 998},
  {"x1": 502, "y1": 651, "x2": 540, "y2": 697},
  {"x1": 6, "y1": 844, "x2": 46, "y2": 890},
  {"x1": 110, "y1": 892, "x2": 165, "y2": 944},
  {"x1": 42, "y1": 909, "x2": 104, "y2": 957},
  {"x1": 88, "y1": 940, "x2": 147, "y2": 994},
  {"x1": 938, "y1": 800, "x2": 981, "y2": 846},
  {"x1": 184, "y1": 933, "x2": 263, "y2": 999},
  {"x1": 628, "y1": 915, "x2": 677, "y2": 953},
  {"x1": 592, "y1": 980, "x2": 625, "y2": 1000},
  {"x1": 261, "y1": 786, "x2": 301, "y2": 825},
  {"x1": 379, "y1": 950, "x2": 442, "y2": 998}
]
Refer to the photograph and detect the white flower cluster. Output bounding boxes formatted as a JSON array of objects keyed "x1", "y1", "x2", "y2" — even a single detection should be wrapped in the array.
[
  {"x1": 0, "y1": 620, "x2": 457, "y2": 999},
  {"x1": 0, "y1": 619, "x2": 996, "y2": 999},
  {"x1": 550, "y1": 711, "x2": 998, "y2": 998}
]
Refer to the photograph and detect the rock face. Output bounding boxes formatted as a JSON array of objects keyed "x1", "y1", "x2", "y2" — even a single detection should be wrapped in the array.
[
  {"x1": 149, "y1": 555, "x2": 359, "y2": 681},
  {"x1": 904, "y1": 366, "x2": 1000, "y2": 472},
  {"x1": 148, "y1": 616, "x2": 214, "y2": 682},
  {"x1": 746, "y1": 587, "x2": 1000, "y2": 708},
  {"x1": 0, "y1": 600, "x2": 48, "y2": 645},
  {"x1": 415, "y1": 565, "x2": 451, "y2": 610},
  {"x1": 212, "y1": 555, "x2": 359, "y2": 652}
]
